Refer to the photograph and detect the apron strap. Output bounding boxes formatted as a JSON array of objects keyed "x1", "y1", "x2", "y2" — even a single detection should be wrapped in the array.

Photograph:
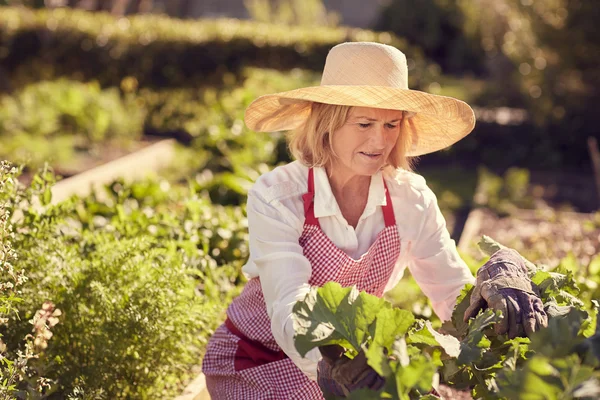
[
  {"x1": 302, "y1": 168, "x2": 320, "y2": 226},
  {"x1": 382, "y1": 179, "x2": 396, "y2": 227},
  {"x1": 302, "y1": 168, "x2": 397, "y2": 228}
]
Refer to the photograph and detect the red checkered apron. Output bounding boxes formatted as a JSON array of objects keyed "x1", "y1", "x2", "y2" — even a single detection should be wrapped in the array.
[{"x1": 202, "y1": 168, "x2": 400, "y2": 399}]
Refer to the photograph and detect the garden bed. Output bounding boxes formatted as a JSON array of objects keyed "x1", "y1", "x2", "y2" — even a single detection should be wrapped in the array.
[{"x1": 460, "y1": 207, "x2": 599, "y2": 269}]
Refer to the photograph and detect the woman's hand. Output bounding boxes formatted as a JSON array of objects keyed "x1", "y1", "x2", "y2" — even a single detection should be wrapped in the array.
[
  {"x1": 463, "y1": 248, "x2": 548, "y2": 338},
  {"x1": 317, "y1": 345, "x2": 385, "y2": 397}
]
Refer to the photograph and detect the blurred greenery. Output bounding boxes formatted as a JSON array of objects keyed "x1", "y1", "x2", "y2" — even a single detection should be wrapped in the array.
[
  {"x1": 0, "y1": 6, "x2": 430, "y2": 91},
  {"x1": 1, "y1": 164, "x2": 247, "y2": 398},
  {"x1": 2, "y1": 3, "x2": 597, "y2": 170},
  {"x1": 0, "y1": 79, "x2": 145, "y2": 170},
  {"x1": 374, "y1": 0, "x2": 486, "y2": 75},
  {"x1": 244, "y1": 0, "x2": 340, "y2": 27},
  {"x1": 377, "y1": 0, "x2": 600, "y2": 171}
]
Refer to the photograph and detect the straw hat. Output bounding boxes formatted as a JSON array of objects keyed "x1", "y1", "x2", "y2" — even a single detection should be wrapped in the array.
[{"x1": 244, "y1": 42, "x2": 475, "y2": 156}]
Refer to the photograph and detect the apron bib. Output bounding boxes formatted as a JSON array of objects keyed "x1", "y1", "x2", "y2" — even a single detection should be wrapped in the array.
[{"x1": 202, "y1": 168, "x2": 400, "y2": 399}]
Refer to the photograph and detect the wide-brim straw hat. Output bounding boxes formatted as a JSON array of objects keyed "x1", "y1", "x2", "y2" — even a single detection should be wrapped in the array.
[{"x1": 244, "y1": 42, "x2": 475, "y2": 157}]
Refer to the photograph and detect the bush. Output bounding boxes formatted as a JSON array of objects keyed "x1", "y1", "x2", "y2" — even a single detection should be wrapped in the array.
[
  {"x1": 0, "y1": 161, "x2": 60, "y2": 399},
  {"x1": 374, "y1": 0, "x2": 486, "y2": 75},
  {"x1": 0, "y1": 6, "x2": 431, "y2": 91},
  {"x1": 151, "y1": 68, "x2": 322, "y2": 204},
  {"x1": 0, "y1": 79, "x2": 145, "y2": 170},
  {"x1": 0, "y1": 163, "x2": 248, "y2": 398}
]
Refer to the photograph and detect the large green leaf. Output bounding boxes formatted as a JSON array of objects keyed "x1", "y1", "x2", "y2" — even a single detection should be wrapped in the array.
[
  {"x1": 448, "y1": 283, "x2": 474, "y2": 338},
  {"x1": 527, "y1": 305, "x2": 588, "y2": 362},
  {"x1": 407, "y1": 320, "x2": 461, "y2": 358},
  {"x1": 364, "y1": 306, "x2": 414, "y2": 377},
  {"x1": 293, "y1": 282, "x2": 387, "y2": 356},
  {"x1": 390, "y1": 338, "x2": 439, "y2": 399},
  {"x1": 369, "y1": 307, "x2": 415, "y2": 349},
  {"x1": 457, "y1": 309, "x2": 502, "y2": 365},
  {"x1": 364, "y1": 306, "x2": 416, "y2": 377},
  {"x1": 497, "y1": 354, "x2": 600, "y2": 400}
]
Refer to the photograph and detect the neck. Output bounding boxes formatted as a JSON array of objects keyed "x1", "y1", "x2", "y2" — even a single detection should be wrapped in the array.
[{"x1": 324, "y1": 164, "x2": 371, "y2": 201}]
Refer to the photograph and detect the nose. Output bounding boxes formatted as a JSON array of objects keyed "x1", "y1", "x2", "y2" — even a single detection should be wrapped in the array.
[{"x1": 370, "y1": 124, "x2": 387, "y2": 148}]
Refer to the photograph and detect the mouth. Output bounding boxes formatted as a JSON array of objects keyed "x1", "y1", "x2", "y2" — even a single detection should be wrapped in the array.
[{"x1": 359, "y1": 151, "x2": 383, "y2": 160}]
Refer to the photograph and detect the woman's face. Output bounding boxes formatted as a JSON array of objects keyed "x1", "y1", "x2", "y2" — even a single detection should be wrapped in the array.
[{"x1": 329, "y1": 107, "x2": 403, "y2": 179}]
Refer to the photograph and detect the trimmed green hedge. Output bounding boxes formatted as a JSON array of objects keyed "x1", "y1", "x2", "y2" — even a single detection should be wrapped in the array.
[{"x1": 0, "y1": 6, "x2": 432, "y2": 90}]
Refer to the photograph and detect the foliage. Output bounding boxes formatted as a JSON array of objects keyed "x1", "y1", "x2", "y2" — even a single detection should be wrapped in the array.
[
  {"x1": 0, "y1": 79, "x2": 144, "y2": 170},
  {"x1": 475, "y1": 166, "x2": 535, "y2": 215},
  {"x1": 0, "y1": 6, "x2": 429, "y2": 91},
  {"x1": 374, "y1": 0, "x2": 486, "y2": 75},
  {"x1": 244, "y1": 0, "x2": 339, "y2": 27},
  {"x1": 375, "y1": 0, "x2": 599, "y2": 171},
  {"x1": 0, "y1": 67, "x2": 313, "y2": 180},
  {"x1": 162, "y1": 67, "x2": 319, "y2": 203},
  {"x1": 465, "y1": 0, "x2": 598, "y2": 169},
  {"x1": 0, "y1": 161, "x2": 60, "y2": 399},
  {"x1": 293, "y1": 237, "x2": 600, "y2": 399},
  {"x1": 0, "y1": 162, "x2": 248, "y2": 398}
]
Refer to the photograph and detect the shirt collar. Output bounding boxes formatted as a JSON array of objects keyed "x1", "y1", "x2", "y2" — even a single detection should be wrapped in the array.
[{"x1": 313, "y1": 166, "x2": 387, "y2": 219}]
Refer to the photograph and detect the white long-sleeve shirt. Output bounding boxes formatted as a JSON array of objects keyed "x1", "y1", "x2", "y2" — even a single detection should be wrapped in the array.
[{"x1": 242, "y1": 161, "x2": 475, "y2": 380}]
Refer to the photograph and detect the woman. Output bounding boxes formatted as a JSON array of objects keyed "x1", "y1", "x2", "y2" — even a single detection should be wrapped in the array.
[{"x1": 202, "y1": 42, "x2": 547, "y2": 399}]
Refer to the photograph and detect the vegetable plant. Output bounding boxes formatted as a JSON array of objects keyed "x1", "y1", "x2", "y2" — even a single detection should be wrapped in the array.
[{"x1": 293, "y1": 237, "x2": 600, "y2": 399}]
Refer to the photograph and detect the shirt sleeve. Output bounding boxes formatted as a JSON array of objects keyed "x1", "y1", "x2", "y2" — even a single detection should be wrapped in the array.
[
  {"x1": 407, "y1": 187, "x2": 476, "y2": 321},
  {"x1": 245, "y1": 189, "x2": 321, "y2": 380}
]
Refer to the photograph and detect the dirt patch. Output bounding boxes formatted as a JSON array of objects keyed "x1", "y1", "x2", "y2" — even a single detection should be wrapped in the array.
[
  {"x1": 462, "y1": 208, "x2": 599, "y2": 267},
  {"x1": 437, "y1": 384, "x2": 473, "y2": 400}
]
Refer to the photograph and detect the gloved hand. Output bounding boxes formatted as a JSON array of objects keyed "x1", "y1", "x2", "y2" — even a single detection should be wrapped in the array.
[
  {"x1": 463, "y1": 248, "x2": 548, "y2": 339},
  {"x1": 317, "y1": 344, "x2": 385, "y2": 397}
]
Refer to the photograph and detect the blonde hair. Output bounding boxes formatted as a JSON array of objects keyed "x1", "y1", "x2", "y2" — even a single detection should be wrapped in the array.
[{"x1": 288, "y1": 102, "x2": 416, "y2": 171}]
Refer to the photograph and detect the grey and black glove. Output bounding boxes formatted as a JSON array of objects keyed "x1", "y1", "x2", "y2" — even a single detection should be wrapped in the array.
[
  {"x1": 464, "y1": 248, "x2": 548, "y2": 338},
  {"x1": 317, "y1": 345, "x2": 385, "y2": 397}
]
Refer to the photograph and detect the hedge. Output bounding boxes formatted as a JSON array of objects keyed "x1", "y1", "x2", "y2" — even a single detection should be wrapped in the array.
[{"x1": 0, "y1": 6, "x2": 433, "y2": 91}]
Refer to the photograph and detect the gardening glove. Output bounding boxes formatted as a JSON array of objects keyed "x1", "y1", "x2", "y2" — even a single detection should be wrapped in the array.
[
  {"x1": 317, "y1": 344, "x2": 385, "y2": 397},
  {"x1": 463, "y1": 248, "x2": 548, "y2": 339}
]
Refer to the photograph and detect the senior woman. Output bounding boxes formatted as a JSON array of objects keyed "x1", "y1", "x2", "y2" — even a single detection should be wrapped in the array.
[{"x1": 201, "y1": 42, "x2": 547, "y2": 399}]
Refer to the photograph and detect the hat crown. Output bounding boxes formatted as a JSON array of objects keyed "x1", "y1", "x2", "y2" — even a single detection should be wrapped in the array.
[{"x1": 320, "y1": 42, "x2": 409, "y2": 89}]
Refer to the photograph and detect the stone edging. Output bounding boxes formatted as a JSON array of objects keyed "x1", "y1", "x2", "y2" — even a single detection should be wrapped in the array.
[
  {"x1": 457, "y1": 208, "x2": 484, "y2": 253},
  {"x1": 50, "y1": 139, "x2": 176, "y2": 204},
  {"x1": 175, "y1": 373, "x2": 210, "y2": 400}
]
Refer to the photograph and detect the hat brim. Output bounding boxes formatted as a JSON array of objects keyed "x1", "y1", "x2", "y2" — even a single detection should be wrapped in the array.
[{"x1": 244, "y1": 85, "x2": 475, "y2": 157}]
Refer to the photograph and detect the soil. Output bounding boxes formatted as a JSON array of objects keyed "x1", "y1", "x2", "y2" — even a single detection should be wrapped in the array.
[
  {"x1": 463, "y1": 207, "x2": 600, "y2": 268},
  {"x1": 437, "y1": 384, "x2": 473, "y2": 400}
]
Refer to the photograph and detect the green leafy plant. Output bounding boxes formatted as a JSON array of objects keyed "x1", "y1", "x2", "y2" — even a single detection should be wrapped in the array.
[
  {"x1": 475, "y1": 167, "x2": 535, "y2": 215},
  {"x1": 0, "y1": 80, "x2": 145, "y2": 170},
  {"x1": 0, "y1": 6, "x2": 425, "y2": 90},
  {"x1": 293, "y1": 236, "x2": 600, "y2": 399},
  {"x1": 0, "y1": 161, "x2": 61, "y2": 399},
  {"x1": 244, "y1": 0, "x2": 340, "y2": 27},
  {"x1": 0, "y1": 162, "x2": 248, "y2": 398}
]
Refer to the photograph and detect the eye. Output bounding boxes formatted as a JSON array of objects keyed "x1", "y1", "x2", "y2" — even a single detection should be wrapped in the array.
[
  {"x1": 385, "y1": 123, "x2": 398, "y2": 129},
  {"x1": 358, "y1": 123, "x2": 371, "y2": 128}
]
